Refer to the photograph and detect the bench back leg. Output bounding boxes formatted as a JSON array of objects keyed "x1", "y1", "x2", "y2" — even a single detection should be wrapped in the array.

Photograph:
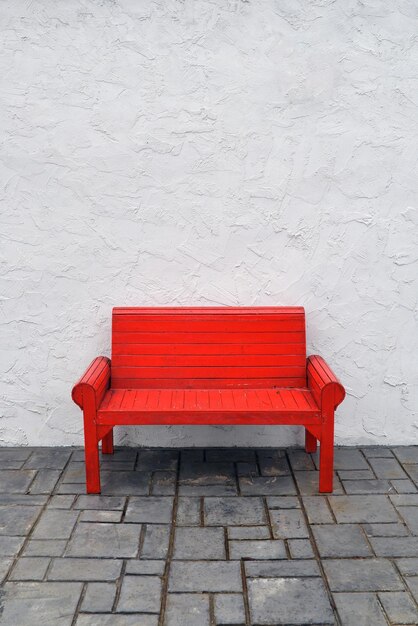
[
  {"x1": 305, "y1": 429, "x2": 317, "y2": 453},
  {"x1": 102, "y1": 429, "x2": 114, "y2": 455}
]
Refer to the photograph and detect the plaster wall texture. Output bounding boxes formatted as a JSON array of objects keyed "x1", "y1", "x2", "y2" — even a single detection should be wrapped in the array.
[{"x1": 1, "y1": 0, "x2": 418, "y2": 448}]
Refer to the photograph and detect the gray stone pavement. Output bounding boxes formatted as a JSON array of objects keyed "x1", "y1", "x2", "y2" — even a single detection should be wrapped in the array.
[{"x1": 0, "y1": 446, "x2": 418, "y2": 625}]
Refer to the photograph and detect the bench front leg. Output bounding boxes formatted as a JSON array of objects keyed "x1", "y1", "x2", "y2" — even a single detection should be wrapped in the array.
[
  {"x1": 72, "y1": 356, "x2": 110, "y2": 494},
  {"x1": 307, "y1": 355, "x2": 345, "y2": 493}
]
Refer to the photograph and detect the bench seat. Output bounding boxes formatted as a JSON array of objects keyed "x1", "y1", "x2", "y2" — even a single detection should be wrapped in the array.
[{"x1": 97, "y1": 388, "x2": 321, "y2": 424}]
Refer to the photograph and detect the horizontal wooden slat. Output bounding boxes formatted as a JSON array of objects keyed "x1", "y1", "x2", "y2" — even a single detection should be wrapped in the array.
[
  {"x1": 112, "y1": 354, "x2": 305, "y2": 367},
  {"x1": 113, "y1": 317, "x2": 304, "y2": 333},
  {"x1": 113, "y1": 306, "x2": 305, "y2": 315},
  {"x1": 110, "y1": 377, "x2": 307, "y2": 389},
  {"x1": 112, "y1": 331, "x2": 305, "y2": 345},
  {"x1": 112, "y1": 342, "x2": 306, "y2": 356},
  {"x1": 111, "y1": 366, "x2": 306, "y2": 379}
]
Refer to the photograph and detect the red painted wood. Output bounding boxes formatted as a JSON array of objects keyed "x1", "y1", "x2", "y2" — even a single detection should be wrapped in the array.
[{"x1": 71, "y1": 307, "x2": 345, "y2": 494}]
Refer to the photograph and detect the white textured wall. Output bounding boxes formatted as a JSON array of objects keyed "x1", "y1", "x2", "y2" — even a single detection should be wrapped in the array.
[{"x1": 1, "y1": 0, "x2": 418, "y2": 448}]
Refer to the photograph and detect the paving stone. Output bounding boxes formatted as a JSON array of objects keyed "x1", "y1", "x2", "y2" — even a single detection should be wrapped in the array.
[
  {"x1": 61, "y1": 463, "x2": 86, "y2": 483},
  {"x1": 342, "y1": 479, "x2": 393, "y2": 494},
  {"x1": 405, "y1": 465, "x2": 418, "y2": 483},
  {"x1": 165, "y1": 593, "x2": 210, "y2": 626},
  {"x1": 406, "y1": 576, "x2": 418, "y2": 602},
  {"x1": 294, "y1": 471, "x2": 343, "y2": 495},
  {"x1": 334, "y1": 592, "x2": 387, "y2": 626},
  {"x1": 125, "y1": 560, "x2": 165, "y2": 575},
  {"x1": 28, "y1": 470, "x2": 62, "y2": 494},
  {"x1": 81, "y1": 582, "x2": 116, "y2": 613},
  {"x1": 245, "y1": 559, "x2": 320, "y2": 578},
  {"x1": 117, "y1": 575, "x2": 162, "y2": 613},
  {"x1": 362, "y1": 447, "x2": 395, "y2": 458},
  {"x1": 48, "y1": 558, "x2": 122, "y2": 581},
  {"x1": 266, "y1": 496, "x2": 300, "y2": 509},
  {"x1": 9, "y1": 557, "x2": 50, "y2": 581},
  {"x1": 0, "y1": 535, "x2": 25, "y2": 556},
  {"x1": 369, "y1": 536, "x2": 418, "y2": 557},
  {"x1": 23, "y1": 540, "x2": 67, "y2": 557},
  {"x1": 0, "y1": 494, "x2": 47, "y2": 505},
  {"x1": 229, "y1": 539, "x2": 286, "y2": 560},
  {"x1": 228, "y1": 526, "x2": 270, "y2": 540},
  {"x1": 314, "y1": 447, "x2": 369, "y2": 471},
  {"x1": 181, "y1": 450, "x2": 204, "y2": 464},
  {"x1": 328, "y1": 495, "x2": 398, "y2": 523},
  {"x1": 176, "y1": 496, "x2": 201, "y2": 525},
  {"x1": 137, "y1": 449, "x2": 178, "y2": 470},
  {"x1": 337, "y1": 469, "x2": 375, "y2": 480},
  {"x1": 100, "y1": 471, "x2": 151, "y2": 495},
  {"x1": 32, "y1": 509, "x2": 79, "y2": 539},
  {"x1": 392, "y1": 447, "x2": 418, "y2": 464},
  {"x1": 239, "y1": 475, "x2": 297, "y2": 495},
  {"x1": 179, "y1": 484, "x2": 238, "y2": 496},
  {"x1": 151, "y1": 470, "x2": 176, "y2": 495},
  {"x1": 391, "y1": 479, "x2": 418, "y2": 494},
  {"x1": 378, "y1": 591, "x2": 418, "y2": 624},
  {"x1": 0, "y1": 470, "x2": 36, "y2": 493},
  {"x1": 0, "y1": 581, "x2": 83, "y2": 626},
  {"x1": 257, "y1": 454, "x2": 290, "y2": 476},
  {"x1": 0, "y1": 458, "x2": 25, "y2": 470},
  {"x1": 323, "y1": 558, "x2": 403, "y2": 591},
  {"x1": 247, "y1": 577, "x2": 334, "y2": 625},
  {"x1": 0, "y1": 448, "x2": 33, "y2": 462},
  {"x1": 169, "y1": 561, "x2": 242, "y2": 592},
  {"x1": 79, "y1": 509, "x2": 123, "y2": 522},
  {"x1": 24, "y1": 449, "x2": 72, "y2": 470},
  {"x1": 66, "y1": 523, "x2": 141, "y2": 558},
  {"x1": 76, "y1": 615, "x2": 158, "y2": 626},
  {"x1": 0, "y1": 557, "x2": 13, "y2": 582},
  {"x1": 56, "y1": 483, "x2": 86, "y2": 495},
  {"x1": 312, "y1": 524, "x2": 372, "y2": 557},
  {"x1": 390, "y1": 494, "x2": 418, "y2": 506},
  {"x1": 363, "y1": 523, "x2": 409, "y2": 537},
  {"x1": 208, "y1": 449, "x2": 256, "y2": 463},
  {"x1": 396, "y1": 558, "x2": 418, "y2": 576},
  {"x1": 236, "y1": 461, "x2": 259, "y2": 475},
  {"x1": 141, "y1": 523, "x2": 170, "y2": 559},
  {"x1": 179, "y1": 462, "x2": 235, "y2": 485},
  {"x1": 125, "y1": 496, "x2": 173, "y2": 523},
  {"x1": 47, "y1": 495, "x2": 76, "y2": 509},
  {"x1": 204, "y1": 497, "x2": 265, "y2": 525},
  {"x1": 0, "y1": 505, "x2": 41, "y2": 536},
  {"x1": 173, "y1": 527, "x2": 225, "y2": 559},
  {"x1": 270, "y1": 509, "x2": 309, "y2": 539},
  {"x1": 74, "y1": 495, "x2": 126, "y2": 510},
  {"x1": 288, "y1": 538, "x2": 315, "y2": 559},
  {"x1": 368, "y1": 457, "x2": 408, "y2": 479},
  {"x1": 214, "y1": 594, "x2": 246, "y2": 625},
  {"x1": 287, "y1": 449, "x2": 315, "y2": 471},
  {"x1": 397, "y1": 506, "x2": 418, "y2": 535},
  {"x1": 302, "y1": 496, "x2": 334, "y2": 523}
]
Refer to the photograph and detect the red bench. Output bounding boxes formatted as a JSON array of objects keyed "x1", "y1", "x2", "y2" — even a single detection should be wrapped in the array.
[{"x1": 72, "y1": 307, "x2": 345, "y2": 494}]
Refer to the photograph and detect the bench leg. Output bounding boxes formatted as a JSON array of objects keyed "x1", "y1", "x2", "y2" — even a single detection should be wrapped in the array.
[
  {"x1": 305, "y1": 429, "x2": 317, "y2": 453},
  {"x1": 319, "y1": 425, "x2": 334, "y2": 493},
  {"x1": 102, "y1": 429, "x2": 114, "y2": 455},
  {"x1": 83, "y1": 404, "x2": 101, "y2": 494}
]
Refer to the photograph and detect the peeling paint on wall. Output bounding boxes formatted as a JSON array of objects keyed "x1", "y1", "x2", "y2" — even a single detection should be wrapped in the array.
[{"x1": 1, "y1": 0, "x2": 417, "y2": 446}]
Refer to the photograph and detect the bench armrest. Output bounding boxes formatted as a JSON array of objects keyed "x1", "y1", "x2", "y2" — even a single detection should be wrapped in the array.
[
  {"x1": 307, "y1": 355, "x2": 345, "y2": 410},
  {"x1": 72, "y1": 356, "x2": 110, "y2": 410}
]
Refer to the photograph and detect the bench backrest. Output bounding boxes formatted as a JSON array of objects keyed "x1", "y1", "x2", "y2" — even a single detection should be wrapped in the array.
[{"x1": 111, "y1": 307, "x2": 306, "y2": 389}]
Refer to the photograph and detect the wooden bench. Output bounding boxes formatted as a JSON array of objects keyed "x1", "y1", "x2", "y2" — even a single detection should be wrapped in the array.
[{"x1": 72, "y1": 307, "x2": 345, "y2": 494}]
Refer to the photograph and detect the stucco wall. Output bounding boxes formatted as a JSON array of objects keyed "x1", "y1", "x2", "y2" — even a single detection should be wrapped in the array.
[{"x1": 1, "y1": 0, "x2": 418, "y2": 447}]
